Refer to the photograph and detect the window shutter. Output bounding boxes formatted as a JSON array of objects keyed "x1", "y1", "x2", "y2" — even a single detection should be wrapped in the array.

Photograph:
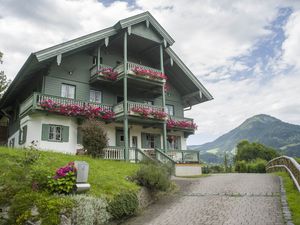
[
  {"x1": 141, "y1": 133, "x2": 147, "y2": 148},
  {"x1": 154, "y1": 134, "x2": 161, "y2": 149},
  {"x1": 22, "y1": 125, "x2": 27, "y2": 144},
  {"x1": 18, "y1": 129, "x2": 22, "y2": 145},
  {"x1": 77, "y1": 127, "x2": 82, "y2": 144},
  {"x1": 62, "y1": 126, "x2": 69, "y2": 142},
  {"x1": 41, "y1": 124, "x2": 49, "y2": 141}
]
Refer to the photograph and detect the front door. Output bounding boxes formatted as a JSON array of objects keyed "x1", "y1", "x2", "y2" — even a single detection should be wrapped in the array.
[
  {"x1": 116, "y1": 129, "x2": 130, "y2": 147},
  {"x1": 132, "y1": 136, "x2": 138, "y2": 148},
  {"x1": 116, "y1": 129, "x2": 125, "y2": 147}
]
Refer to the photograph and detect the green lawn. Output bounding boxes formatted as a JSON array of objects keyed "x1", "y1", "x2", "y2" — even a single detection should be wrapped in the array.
[
  {"x1": 295, "y1": 158, "x2": 300, "y2": 164},
  {"x1": 0, "y1": 147, "x2": 140, "y2": 198},
  {"x1": 275, "y1": 172, "x2": 300, "y2": 225}
]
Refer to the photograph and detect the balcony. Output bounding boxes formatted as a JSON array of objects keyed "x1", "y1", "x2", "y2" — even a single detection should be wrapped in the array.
[
  {"x1": 90, "y1": 62, "x2": 166, "y2": 97},
  {"x1": 19, "y1": 93, "x2": 113, "y2": 120},
  {"x1": 115, "y1": 62, "x2": 166, "y2": 85},
  {"x1": 114, "y1": 101, "x2": 166, "y2": 123},
  {"x1": 167, "y1": 116, "x2": 197, "y2": 134}
]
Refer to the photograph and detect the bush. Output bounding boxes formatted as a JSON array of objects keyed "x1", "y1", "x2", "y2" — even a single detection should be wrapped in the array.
[
  {"x1": 235, "y1": 160, "x2": 247, "y2": 173},
  {"x1": 108, "y1": 191, "x2": 138, "y2": 220},
  {"x1": 71, "y1": 195, "x2": 111, "y2": 225},
  {"x1": 81, "y1": 119, "x2": 108, "y2": 157},
  {"x1": 235, "y1": 159, "x2": 266, "y2": 173},
  {"x1": 134, "y1": 163, "x2": 172, "y2": 192},
  {"x1": 30, "y1": 166, "x2": 52, "y2": 191},
  {"x1": 47, "y1": 162, "x2": 77, "y2": 194},
  {"x1": 8, "y1": 192, "x2": 74, "y2": 225}
]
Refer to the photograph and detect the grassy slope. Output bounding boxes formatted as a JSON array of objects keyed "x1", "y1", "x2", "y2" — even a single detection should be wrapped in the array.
[
  {"x1": 0, "y1": 147, "x2": 140, "y2": 198},
  {"x1": 276, "y1": 172, "x2": 300, "y2": 225},
  {"x1": 295, "y1": 158, "x2": 300, "y2": 164}
]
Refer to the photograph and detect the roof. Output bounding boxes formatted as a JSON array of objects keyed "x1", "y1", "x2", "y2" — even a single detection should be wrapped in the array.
[{"x1": 0, "y1": 11, "x2": 213, "y2": 108}]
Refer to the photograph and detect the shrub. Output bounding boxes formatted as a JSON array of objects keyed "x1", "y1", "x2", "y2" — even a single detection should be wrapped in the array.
[
  {"x1": 30, "y1": 166, "x2": 52, "y2": 191},
  {"x1": 47, "y1": 162, "x2": 77, "y2": 194},
  {"x1": 8, "y1": 192, "x2": 74, "y2": 225},
  {"x1": 235, "y1": 159, "x2": 266, "y2": 173},
  {"x1": 235, "y1": 160, "x2": 247, "y2": 173},
  {"x1": 134, "y1": 163, "x2": 171, "y2": 192},
  {"x1": 8, "y1": 192, "x2": 38, "y2": 225},
  {"x1": 71, "y1": 195, "x2": 111, "y2": 225},
  {"x1": 81, "y1": 119, "x2": 108, "y2": 157},
  {"x1": 108, "y1": 191, "x2": 138, "y2": 220}
]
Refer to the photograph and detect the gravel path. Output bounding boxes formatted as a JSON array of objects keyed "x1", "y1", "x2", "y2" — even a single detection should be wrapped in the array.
[{"x1": 122, "y1": 174, "x2": 284, "y2": 225}]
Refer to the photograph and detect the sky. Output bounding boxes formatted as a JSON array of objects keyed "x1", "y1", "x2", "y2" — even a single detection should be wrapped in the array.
[{"x1": 1, "y1": 0, "x2": 300, "y2": 145}]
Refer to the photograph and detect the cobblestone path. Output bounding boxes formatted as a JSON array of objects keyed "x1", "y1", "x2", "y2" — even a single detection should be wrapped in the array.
[{"x1": 123, "y1": 174, "x2": 284, "y2": 225}]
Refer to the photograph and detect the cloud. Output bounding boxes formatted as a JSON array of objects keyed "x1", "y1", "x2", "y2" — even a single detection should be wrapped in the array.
[
  {"x1": 1, "y1": 0, "x2": 300, "y2": 146},
  {"x1": 281, "y1": 11, "x2": 300, "y2": 70}
]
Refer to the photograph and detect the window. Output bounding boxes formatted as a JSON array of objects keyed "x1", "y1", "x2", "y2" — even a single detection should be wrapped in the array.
[
  {"x1": 166, "y1": 104, "x2": 174, "y2": 116},
  {"x1": 167, "y1": 135, "x2": 181, "y2": 150},
  {"x1": 90, "y1": 90, "x2": 102, "y2": 103},
  {"x1": 61, "y1": 84, "x2": 75, "y2": 99},
  {"x1": 117, "y1": 96, "x2": 124, "y2": 103},
  {"x1": 144, "y1": 101, "x2": 154, "y2": 105},
  {"x1": 48, "y1": 125, "x2": 62, "y2": 141},
  {"x1": 42, "y1": 124, "x2": 69, "y2": 142},
  {"x1": 146, "y1": 134, "x2": 155, "y2": 148},
  {"x1": 19, "y1": 125, "x2": 27, "y2": 145},
  {"x1": 142, "y1": 133, "x2": 161, "y2": 149}
]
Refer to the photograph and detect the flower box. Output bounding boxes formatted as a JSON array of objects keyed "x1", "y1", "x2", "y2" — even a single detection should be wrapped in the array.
[
  {"x1": 131, "y1": 66, "x2": 167, "y2": 81},
  {"x1": 39, "y1": 99, "x2": 115, "y2": 121},
  {"x1": 167, "y1": 119, "x2": 197, "y2": 130},
  {"x1": 97, "y1": 68, "x2": 118, "y2": 81},
  {"x1": 130, "y1": 107, "x2": 167, "y2": 120}
]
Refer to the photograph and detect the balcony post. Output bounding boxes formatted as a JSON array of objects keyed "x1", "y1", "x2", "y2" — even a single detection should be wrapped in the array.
[
  {"x1": 97, "y1": 45, "x2": 101, "y2": 70},
  {"x1": 123, "y1": 31, "x2": 129, "y2": 161},
  {"x1": 160, "y1": 44, "x2": 168, "y2": 152}
]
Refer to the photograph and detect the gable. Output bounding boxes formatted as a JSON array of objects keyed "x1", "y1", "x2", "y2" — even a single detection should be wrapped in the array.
[{"x1": 131, "y1": 22, "x2": 162, "y2": 43}]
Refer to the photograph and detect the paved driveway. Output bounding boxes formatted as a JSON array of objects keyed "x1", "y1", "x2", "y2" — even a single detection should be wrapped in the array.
[{"x1": 123, "y1": 174, "x2": 284, "y2": 225}]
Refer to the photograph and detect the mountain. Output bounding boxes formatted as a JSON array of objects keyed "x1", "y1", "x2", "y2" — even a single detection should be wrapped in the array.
[{"x1": 189, "y1": 114, "x2": 300, "y2": 160}]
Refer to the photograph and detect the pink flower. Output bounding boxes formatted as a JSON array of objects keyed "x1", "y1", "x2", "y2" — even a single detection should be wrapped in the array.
[
  {"x1": 167, "y1": 119, "x2": 197, "y2": 130},
  {"x1": 39, "y1": 100, "x2": 115, "y2": 121},
  {"x1": 132, "y1": 66, "x2": 168, "y2": 80}
]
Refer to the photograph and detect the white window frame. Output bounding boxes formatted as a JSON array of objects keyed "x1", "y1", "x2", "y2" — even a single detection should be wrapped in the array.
[
  {"x1": 48, "y1": 125, "x2": 62, "y2": 141},
  {"x1": 166, "y1": 104, "x2": 174, "y2": 116},
  {"x1": 90, "y1": 90, "x2": 102, "y2": 103},
  {"x1": 61, "y1": 84, "x2": 75, "y2": 99}
]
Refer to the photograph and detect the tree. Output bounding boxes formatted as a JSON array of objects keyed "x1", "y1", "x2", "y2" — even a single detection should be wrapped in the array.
[
  {"x1": 81, "y1": 119, "x2": 108, "y2": 157},
  {"x1": 0, "y1": 52, "x2": 10, "y2": 99},
  {"x1": 234, "y1": 140, "x2": 279, "y2": 162},
  {"x1": 224, "y1": 152, "x2": 228, "y2": 172}
]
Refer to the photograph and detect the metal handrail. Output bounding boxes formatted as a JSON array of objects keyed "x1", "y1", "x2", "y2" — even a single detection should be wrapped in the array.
[{"x1": 266, "y1": 156, "x2": 300, "y2": 192}]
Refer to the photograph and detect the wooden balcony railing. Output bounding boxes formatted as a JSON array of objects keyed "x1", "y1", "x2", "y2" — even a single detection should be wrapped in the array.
[
  {"x1": 113, "y1": 101, "x2": 165, "y2": 119},
  {"x1": 266, "y1": 156, "x2": 300, "y2": 192},
  {"x1": 90, "y1": 64, "x2": 114, "y2": 78},
  {"x1": 167, "y1": 116, "x2": 197, "y2": 131},
  {"x1": 19, "y1": 92, "x2": 113, "y2": 116},
  {"x1": 103, "y1": 147, "x2": 154, "y2": 162},
  {"x1": 115, "y1": 61, "x2": 165, "y2": 83}
]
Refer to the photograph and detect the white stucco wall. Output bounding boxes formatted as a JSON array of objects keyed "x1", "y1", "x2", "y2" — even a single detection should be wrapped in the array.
[{"x1": 7, "y1": 113, "x2": 188, "y2": 153}]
